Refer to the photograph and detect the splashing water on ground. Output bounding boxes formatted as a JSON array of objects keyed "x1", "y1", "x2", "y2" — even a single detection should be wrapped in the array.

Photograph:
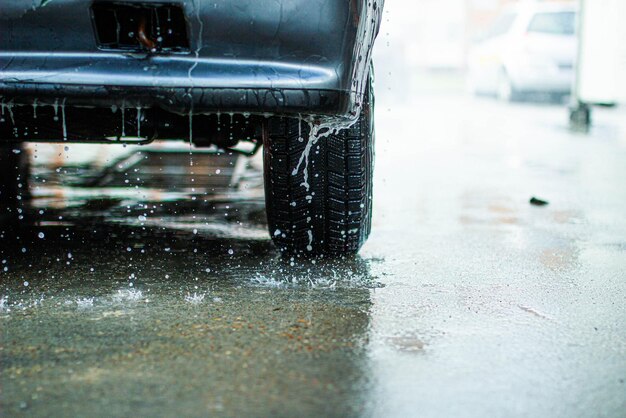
[
  {"x1": 113, "y1": 289, "x2": 144, "y2": 303},
  {"x1": 75, "y1": 297, "x2": 95, "y2": 309},
  {"x1": 184, "y1": 292, "x2": 206, "y2": 304}
]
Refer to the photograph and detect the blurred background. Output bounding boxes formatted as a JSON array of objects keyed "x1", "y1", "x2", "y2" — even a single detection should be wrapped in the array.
[{"x1": 376, "y1": 0, "x2": 624, "y2": 113}]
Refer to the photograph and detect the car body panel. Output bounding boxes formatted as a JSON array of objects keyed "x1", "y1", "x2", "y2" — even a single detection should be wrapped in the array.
[{"x1": 0, "y1": 0, "x2": 382, "y2": 122}]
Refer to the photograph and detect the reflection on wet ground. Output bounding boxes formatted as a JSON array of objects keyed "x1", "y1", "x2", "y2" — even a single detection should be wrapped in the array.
[
  {"x1": 2, "y1": 95, "x2": 626, "y2": 416},
  {"x1": 1, "y1": 146, "x2": 381, "y2": 416},
  {"x1": 2, "y1": 220, "x2": 375, "y2": 416}
]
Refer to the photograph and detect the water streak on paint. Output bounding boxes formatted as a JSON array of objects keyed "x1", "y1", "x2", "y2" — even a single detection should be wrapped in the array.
[
  {"x1": 187, "y1": 0, "x2": 203, "y2": 79},
  {"x1": 1, "y1": 101, "x2": 16, "y2": 125},
  {"x1": 61, "y1": 98, "x2": 67, "y2": 141},
  {"x1": 121, "y1": 102, "x2": 125, "y2": 137},
  {"x1": 136, "y1": 107, "x2": 141, "y2": 137},
  {"x1": 52, "y1": 98, "x2": 58, "y2": 121}
]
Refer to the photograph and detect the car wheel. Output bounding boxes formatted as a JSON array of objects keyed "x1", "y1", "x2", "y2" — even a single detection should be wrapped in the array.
[
  {"x1": 0, "y1": 144, "x2": 29, "y2": 226},
  {"x1": 263, "y1": 76, "x2": 374, "y2": 256},
  {"x1": 497, "y1": 71, "x2": 519, "y2": 102},
  {"x1": 569, "y1": 102, "x2": 591, "y2": 130}
]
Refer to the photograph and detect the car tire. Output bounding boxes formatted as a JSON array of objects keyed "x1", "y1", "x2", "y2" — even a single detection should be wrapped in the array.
[
  {"x1": 569, "y1": 102, "x2": 591, "y2": 129},
  {"x1": 0, "y1": 144, "x2": 29, "y2": 226},
  {"x1": 497, "y1": 71, "x2": 520, "y2": 102},
  {"x1": 263, "y1": 76, "x2": 374, "y2": 256}
]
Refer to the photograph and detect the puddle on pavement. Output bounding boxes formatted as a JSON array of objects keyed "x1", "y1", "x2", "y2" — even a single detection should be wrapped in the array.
[
  {"x1": 1, "y1": 144, "x2": 382, "y2": 312},
  {"x1": 0, "y1": 144, "x2": 380, "y2": 416}
]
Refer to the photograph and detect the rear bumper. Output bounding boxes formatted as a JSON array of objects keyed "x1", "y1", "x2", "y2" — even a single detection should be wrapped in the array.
[
  {"x1": 509, "y1": 65, "x2": 574, "y2": 94},
  {"x1": 0, "y1": 0, "x2": 382, "y2": 119},
  {"x1": 0, "y1": 53, "x2": 348, "y2": 115},
  {"x1": 1, "y1": 81, "x2": 348, "y2": 117}
]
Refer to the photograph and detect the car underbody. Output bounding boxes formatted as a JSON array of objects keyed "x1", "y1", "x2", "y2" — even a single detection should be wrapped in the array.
[{"x1": 1, "y1": 0, "x2": 382, "y2": 144}]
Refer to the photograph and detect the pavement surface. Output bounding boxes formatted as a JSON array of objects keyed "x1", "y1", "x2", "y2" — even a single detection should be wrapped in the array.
[{"x1": 2, "y1": 91, "x2": 625, "y2": 417}]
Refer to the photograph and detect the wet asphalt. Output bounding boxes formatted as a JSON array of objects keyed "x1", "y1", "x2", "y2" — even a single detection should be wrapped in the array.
[{"x1": 2, "y1": 90, "x2": 626, "y2": 417}]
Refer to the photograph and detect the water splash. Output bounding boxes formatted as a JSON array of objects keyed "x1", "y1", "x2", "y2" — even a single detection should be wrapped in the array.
[
  {"x1": 184, "y1": 292, "x2": 206, "y2": 304},
  {"x1": 75, "y1": 297, "x2": 95, "y2": 309},
  {"x1": 113, "y1": 289, "x2": 143, "y2": 302},
  {"x1": 252, "y1": 274, "x2": 286, "y2": 288}
]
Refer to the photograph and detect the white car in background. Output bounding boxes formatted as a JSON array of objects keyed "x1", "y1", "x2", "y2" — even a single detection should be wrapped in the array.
[{"x1": 467, "y1": 3, "x2": 577, "y2": 101}]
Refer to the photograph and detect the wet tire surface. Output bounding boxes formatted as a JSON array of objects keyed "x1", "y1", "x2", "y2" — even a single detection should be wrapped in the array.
[{"x1": 264, "y1": 81, "x2": 373, "y2": 256}]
